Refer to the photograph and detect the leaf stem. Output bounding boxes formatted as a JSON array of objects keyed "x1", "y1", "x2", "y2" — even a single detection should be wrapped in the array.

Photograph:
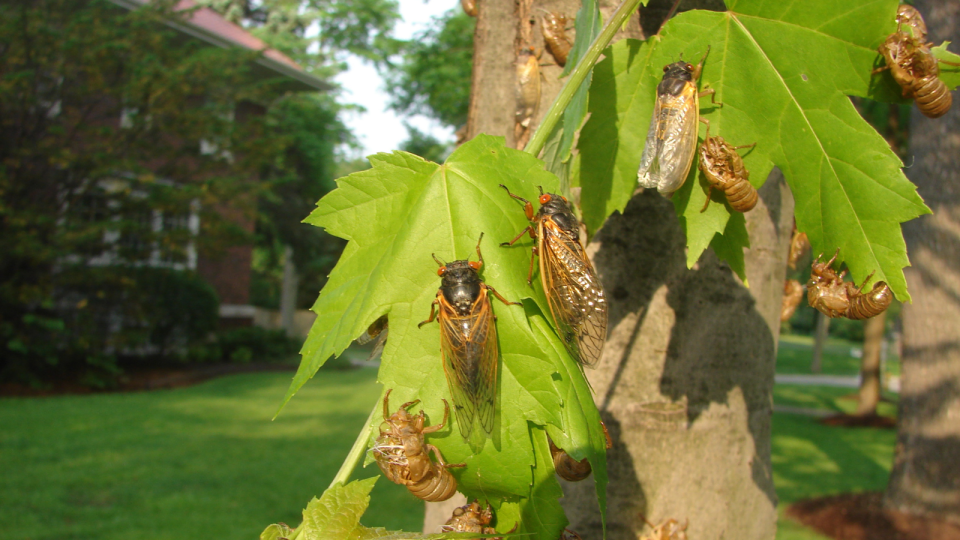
[
  {"x1": 329, "y1": 401, "x2": 380, "y2": 489},
  {"x1": 524, "y1": 0, "x2": 646, "y2": 157}
]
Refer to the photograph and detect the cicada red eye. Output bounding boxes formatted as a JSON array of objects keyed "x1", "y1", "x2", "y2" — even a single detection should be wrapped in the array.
[
  {"x1": 539, "y1": 194, "x2": 551, "y2": 204},
  {"x1": 437, "y1": 267, "x2": 446, "y2": 276},
  {"x1": 686, "y1": 63, "x2": 694, "y2": 70},
  {"x1": 468, "y1": 261, "x2": 481, "y2": 270}
]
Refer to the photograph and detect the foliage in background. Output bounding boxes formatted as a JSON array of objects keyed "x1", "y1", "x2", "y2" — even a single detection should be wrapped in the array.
[
  {"x1": 398, "y1": 125, "x2": 452, "y2": 163},
  {"x1": 253, "y1": 93, "x2": 351, "y2": 310},
  {"x1": 384, "y1": 9, "x2": 475, "y2": 130},
  {"x1": 0, "y1": 0, "x2": 298, "y2": 383},
  {"x1": 196, "y1": 0, "x2": 402, "y2": 75}
]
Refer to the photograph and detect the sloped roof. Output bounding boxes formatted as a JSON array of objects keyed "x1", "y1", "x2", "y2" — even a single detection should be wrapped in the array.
[{"x1": 108, "y1": 0, "x2": 330, "y2": 91}]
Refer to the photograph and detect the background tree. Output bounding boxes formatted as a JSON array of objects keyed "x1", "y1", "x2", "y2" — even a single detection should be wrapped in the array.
[
  {"x1": 0, "y1": 0, "x2": 298, "y2": 382},
  {"x1": 384, "y1": 9, "x2": 475, "y2": 133},
  {"x1": 197, "y1": 0, "x2": 401, "y2": 75},
  {"x1": 886, "y1": 0, "x2": 960, "y2": 522}
]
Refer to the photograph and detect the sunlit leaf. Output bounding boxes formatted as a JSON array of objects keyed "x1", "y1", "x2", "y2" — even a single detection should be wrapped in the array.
[{"x1": 578, "y1": 0, "x2": 930, "y2": 300}]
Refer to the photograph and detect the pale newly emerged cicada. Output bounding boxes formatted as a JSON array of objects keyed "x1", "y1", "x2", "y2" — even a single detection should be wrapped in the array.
[
  {"x1": 515, "y1": 46, "x2": 542, "y2": 150},
  {"x1": 638, "y1": 48, "x2": 718, "y2": 197},
  {"x1": 419, "y1": 234, "x2": 520, "y2": 442},
  {"x1": 500, "y1": 185, "x2": 607, "y2": 368}
]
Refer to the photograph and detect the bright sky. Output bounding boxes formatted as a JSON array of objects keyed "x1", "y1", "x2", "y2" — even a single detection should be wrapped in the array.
[{"x1": 335, "y1": 0, "x2": 460, "y2": 158}]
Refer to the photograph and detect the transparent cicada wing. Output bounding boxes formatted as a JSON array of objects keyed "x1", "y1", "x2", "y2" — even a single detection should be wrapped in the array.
[
  {"x1": 637, "y1": 97, "x2": 665, "y2": 189},
  {"x1": 652, "y1": 85, "x2": 700, "y2": 196},
  {"x1": 539, "y1": 219, "x2": 608, "y2": 368},
  {"x1": 438, "y1": 290, "x2": 497, "y2": 440}
]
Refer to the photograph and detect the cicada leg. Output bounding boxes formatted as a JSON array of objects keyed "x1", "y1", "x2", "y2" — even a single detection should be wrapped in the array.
[
  {"x1": 485, "y1": 284, "x2": 522, "y2": 307},
  {"x1": 418, "y1": 299, "x2": 440, "y2": 328},
  {"x1": 421, "y1": 399, "x2": 450, "y2": 434}
]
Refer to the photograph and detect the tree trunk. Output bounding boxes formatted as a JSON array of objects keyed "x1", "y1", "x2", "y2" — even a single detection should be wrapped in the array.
[
  {"x1": 280, "y1": 245, "x2": 299, "y2": 337},
  {"x1": 558, "y1": 172, "x2": 790, "y2": 540},
  {"x1": 884, "y1": 0, "x2": 960, "y2": 522},
  {"x1": 855, "y1": 312, "x2": 885, "y2": 416},
  {"x1": 811, "y1": 312, "x2": 829, "y2": 373},
  {"x1": 435, "y1": 0, "x2": 788, "y2": 537}
]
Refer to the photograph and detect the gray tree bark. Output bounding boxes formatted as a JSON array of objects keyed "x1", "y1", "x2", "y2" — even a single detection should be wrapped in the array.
[
  {"x1": 884, "y1": 0, "x2": 960, "y2": 522},
  {"x1": 430, "y1": 0, "x2": 787, "y2": 537},
  {"x1": 560, "y1": 173, "x2": 789, "y2": 540}
]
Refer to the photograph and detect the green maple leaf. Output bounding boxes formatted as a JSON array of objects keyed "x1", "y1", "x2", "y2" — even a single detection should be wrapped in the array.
[
  {"x1": 284, "y1": 135, "x2": 608, "y2": 540},
  {"x1": 269, "y1": 478, "x2": 510, "y2": 540},
  {"x1": 578, "y1": 0, "x2": 934, "y2": 298}
]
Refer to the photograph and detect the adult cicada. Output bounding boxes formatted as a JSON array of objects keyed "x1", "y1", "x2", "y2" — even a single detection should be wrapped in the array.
[
  {"x1": 500, "y1": 184, "x2": 607, "y2": 368},
  {"x1": 638, "y1": 48, "x2": 718, "y2": 197},
  {"x1": 419, "y1": 233, "x2": 519, "y2": 441},
  {"x1": 372, "y1": 390, "x2": 464, "y2": 502},
  {"x1": 356, "y1": 315, "x2": 388, "y2": 361}
]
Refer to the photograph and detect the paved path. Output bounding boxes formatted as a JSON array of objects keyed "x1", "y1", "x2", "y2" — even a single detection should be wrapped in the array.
[{"x1": 775, "y1": 374, "x2": 901, "y2": 392}]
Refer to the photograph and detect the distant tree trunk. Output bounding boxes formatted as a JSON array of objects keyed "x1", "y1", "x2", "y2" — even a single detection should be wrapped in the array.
[
  {"x1": 811, "y1": 312, "x2": 829, "y2": 373},
  {"x1": 884, "y1": 0, "x2": 960, "y2": 523},
  {"x1": 855, "y1": 312, "x2": 885, "y2": 416},
  {"x1": 280, "y1": 245, "x2": 299, "y2": 337}
]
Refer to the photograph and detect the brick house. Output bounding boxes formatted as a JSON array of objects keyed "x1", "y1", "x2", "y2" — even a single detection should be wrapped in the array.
[{"x1": 106, "y1": 0, "x2": 329, "y2": 328}]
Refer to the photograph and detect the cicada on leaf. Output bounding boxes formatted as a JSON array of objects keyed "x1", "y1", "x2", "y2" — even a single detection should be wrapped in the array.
[
  {"x1": 638, "y1": 48, "x2": 718, "y2": 196},
  {"x1": 419, "y1": 234, "x2": 520, "y2": 444},
  {"x1": 500, "y1": 185, "x2": 608, "y2": 368}
]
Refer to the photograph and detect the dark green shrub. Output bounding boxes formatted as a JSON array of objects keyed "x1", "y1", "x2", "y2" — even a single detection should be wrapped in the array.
[{"x1": 215, "y1": 327, "x2": 299, "y2": 363}]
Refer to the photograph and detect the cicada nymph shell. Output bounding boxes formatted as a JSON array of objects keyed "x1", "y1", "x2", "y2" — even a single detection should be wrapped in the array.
[
  {"x1": 441, "y1": 500, "x2": 516, "y2": 538},
  {"x1": 874, "y1": 6, "x2": 960, "y2": 119},
  {"x1": 697, "y1": 126, "x2": 757, "y2": 213},
  {"x1": 372, "y1": 389, "x2": 465, "y2": 502},
  {"x1": 806, "y1": 250, "x2": 851, "y2": 318},
  {"x1": 638, "y1": 517, "x2": 689, "y2": 540},
  {"x1": 806, "y1": 249, "x2": 892, "y2": 320},
  {"x1": 500, "y1": 185, "x2": 608, "y2": 368},
  {"x1": 780, "y1": 279, "x2": 804, "y2": 322},
  {"x1": 788, "y1": 225, "x2": 810, "y2": 270},
  {"x1": 541, "y1": 12, "x2": 572, "y2": 67},
  {"x1": 461, "y1": 0, "x2": 477, "y2": 17},
  {"x1": 549, "y1": 420, "x2": 612, "y2": 481},
  {"x1": 844, "y1": 273, "x2": 893, "y2": 320}
]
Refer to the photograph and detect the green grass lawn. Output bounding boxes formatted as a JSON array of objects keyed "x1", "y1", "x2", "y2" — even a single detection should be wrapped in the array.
[
  {"x1": 0, "y1": 367, "x2": 422, "y2": 540},
  {"x1": 1, "y1": 340, "x2": 899, "y2": 540},
  {"x1": 777, "y1": 333, "x2": 900, "y2": 377}
]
